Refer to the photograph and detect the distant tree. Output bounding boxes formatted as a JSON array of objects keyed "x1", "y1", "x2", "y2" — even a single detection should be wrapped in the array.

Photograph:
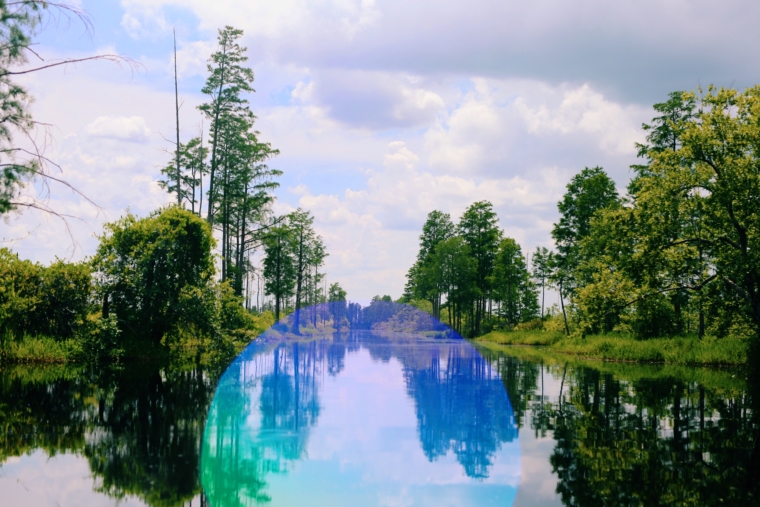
[
  {"x1": 328, "y1": 282, "x2": 347, "y2": 330},
  {"x1": 406, "y1": 210, "x2": 455, "y2": 319},
  {"x1": 492, "y1": 238, "x2": 538, "y2": 326},
  {"x1": 531, "y1": 246, "x2": 553, "y2": 319},
  {"x1": 433, "y1": 236, "x2": 477, "y2": 334},
  {"x1": 262, "y1": 223, "x2": 295, "y2": 322},
  {"x1": 290, "y1": 209, "x2": 327, "y2": 334},
  {"x1": 458, "y1": 201, "x2": 501, "y2": 336}
]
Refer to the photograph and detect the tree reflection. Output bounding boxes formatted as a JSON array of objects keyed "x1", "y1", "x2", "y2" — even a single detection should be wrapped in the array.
[
  {"x1": 202, "y1": 339, "x2": 327, "y2": 506},
  {"x1": 0, "y1": 364, "x2": 216, "y2": 507},
  {"x1": 480, "y1": 346, "x2": 760, "y2": 506},
  {"x1": 392, "y1": 339, "x2": 518, "y2": 478},
  {"x1": 7, "y1": 334, "x2": 760, "y2": 506},
  {"x1": 548, "y1": 368, "x2": 760, "y2": 506}
]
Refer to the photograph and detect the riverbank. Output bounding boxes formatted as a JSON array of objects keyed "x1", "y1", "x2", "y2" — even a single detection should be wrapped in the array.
[{"x1": 475, "y1": 330, "x2": 747, "y2": 366}]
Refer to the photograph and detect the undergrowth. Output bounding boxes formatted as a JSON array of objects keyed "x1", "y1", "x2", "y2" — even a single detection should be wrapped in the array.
[{"x1": 477, "y1": 330, "x2": 747, "y2": 366}]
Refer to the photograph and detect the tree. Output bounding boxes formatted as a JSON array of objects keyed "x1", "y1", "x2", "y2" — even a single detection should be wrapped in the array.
[
  {"x1": 198, "y1": 26, "x2": 255, "y2": 226},
  {"x1": 634, "y1": 86, "x2": 760, "y2": 354},
  {"x1": 551, "y1": 167, "x2": 619, "y2": 333},
  {"x1": 0, "y1": 248, "x2": 91, "y2": 340},
  {"x1": 458, "y1": 201, "x2": 501, "y2": 336},
  {"x1": 532, "y1": 246, "x2": 553, "y2": 319},
  {"x1": 328, "y1": 282, "x2": 347, "y2": 330},
  {"x1": 492, "y1": 238, "x2": 538, "y2": 326},
  {"x1": 552, "y1": 167, "x2": 620, "y2": 280},
  {"x1": 289, "y1": 209, "x2": 327, "y2": 334},
  {"x1": 262, "y1": 223, "x2": 295, "y2": 322},
  {"x1": 92, "y1": 207, "x2": 216, "y2": 349},
  {"x1": 405, "y1": 210, "x2": 455, "y2": 319},
  {"x1": 433, "y1": 236, "x2": 477, "y2": 335},
  {"x1": 159, "y1": 137, "x2": 207, "y2": 211}
]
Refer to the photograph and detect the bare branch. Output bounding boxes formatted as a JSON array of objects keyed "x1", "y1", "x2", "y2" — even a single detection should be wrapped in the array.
[
  {"x1": 1, "y1": 54, "x2": 143, "y2": 77},
  {"x1": 9, "y1": 199, "x2": 81, "y2": 254},
  {"x1": 620, "y1": 274, "x2": 718, "y2": 310}
]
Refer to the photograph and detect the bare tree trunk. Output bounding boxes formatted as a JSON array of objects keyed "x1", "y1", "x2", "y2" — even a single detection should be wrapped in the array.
[
  {"x1": 559, "y1": 280, "x2": 570, "y2": 336},
  {"x1": 293, "y1": 227, "x2": 305, "y2": 335},
  {"x1": 173, "y1": 29, "x2": 181, "y2": 206},
  {"x1": 206, "y1": 45, "x2": 228, "y2": 225}
]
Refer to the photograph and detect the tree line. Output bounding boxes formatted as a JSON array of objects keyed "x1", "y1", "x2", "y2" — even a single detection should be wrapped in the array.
[
  {"x1": 555, "y1": 88, "x2": 760, "y2": 350},
  {"x1": 0, "y1": 16, "x2": 343, "y2": 358},
  {"x1": 157, "y1": 26, "x2": 337, "y2": 318},
  {"x1": 402, "y1": 204, "x2": 539, "y2": 337},
  {"x1": 404, "y1": 86, "x2": 760, "y2": 356}
]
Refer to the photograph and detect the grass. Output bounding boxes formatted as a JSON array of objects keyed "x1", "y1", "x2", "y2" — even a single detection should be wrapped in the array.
[
  {"x1": 474, "y1": 341, "x2": 746, "y2": 392},
  {"x1": 477, "y1": 330, "x2": 748, "y2": 366},
  {"x1": 0, "y1": 335, "x2": 81, "y2": 364}
]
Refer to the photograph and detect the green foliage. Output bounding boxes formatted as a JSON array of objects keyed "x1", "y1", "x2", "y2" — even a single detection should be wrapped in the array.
[
  {"x1": 565, "y1": 86, "x2": 760, "y2": 356},
  {"x1": 262, "y1": 223, "x2": 295, "y2": 320},
  {"x1": 552, "y1": 166, "x2": 619, "y2": 279},
  {"x1": 159, "y1": 136, "x2": 208, "y2": 213},
  {"x1": 404, "y1": 203, "x2": 541, "y2": 337},
  {"x1": 0, "y1": 334, "x2": 80, "y2": 363},
  {"x1": 92, "y1": 207, "x2": 216, "y2": 349},
  {"x1": 328, "y1": 282, "x2": 347, "y2": 329},
  {"x1": 574, "y1": 262, "x2": 632, "y2": 335},
  {"x1": 478, "y1": 331, "x2": 747, "y2": 366},
  {"x1": 262, "y1": 210, "x2": 326, "y2": 326},
  {"x1": 80, "y1": 314, "x2": 123, "y2": 362},
  {"x1": 433, "y1": 236, "x2": 477, "y2": 334},
  {"x1": 491, "y1": 238, "x2": 538, "y2": 326},
  {"x1": 404, "y1": 210, "x2": 455, "y2": 318},
  {"x1": 0, "y1": 248, "x2": 92, "y2": 340}
]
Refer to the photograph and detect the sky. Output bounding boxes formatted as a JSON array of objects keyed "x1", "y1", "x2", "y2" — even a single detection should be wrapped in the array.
[{"x1": 3, "y1": 0, "x2": 759, "y2": 300}]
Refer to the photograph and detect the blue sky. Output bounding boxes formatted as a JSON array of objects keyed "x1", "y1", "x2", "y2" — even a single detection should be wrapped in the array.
[{"x1": 5, "y1": 0, "x2": 759, "y2": 300}]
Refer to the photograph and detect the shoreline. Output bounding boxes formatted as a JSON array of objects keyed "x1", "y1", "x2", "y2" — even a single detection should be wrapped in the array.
[{"x1": 474, "y1": 330, "x2": 748, "y2": 367}]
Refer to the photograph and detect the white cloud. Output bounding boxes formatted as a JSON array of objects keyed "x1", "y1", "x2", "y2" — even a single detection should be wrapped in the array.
[
  {"x1": 282, "y1": 141, "x2": 568, "y2": 299},
  {"x1": 121, "y1": 0, "x2": 760, "y2": 105},
  {"x1": 514, "y1": 84, "x2": 644, "y2": 155},
  {"x1": 85, "y1": 116, "x2": 151, "y2": 143}
]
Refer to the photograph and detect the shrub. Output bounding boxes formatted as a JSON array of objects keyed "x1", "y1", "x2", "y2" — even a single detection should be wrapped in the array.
[
  {"x1": 93, "y1": 207, "x2": 216, "y2": 348},
  {"x1": 0, "y1": 248, "x2": 92, "y2": 340},
  {"x1": 80, "y1": 314, "x2": 123, "y2": 362}
]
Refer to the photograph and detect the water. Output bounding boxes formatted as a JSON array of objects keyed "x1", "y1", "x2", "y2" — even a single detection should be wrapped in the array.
[
  {"x1": 202, "y1": 332, "x2": 520, "y2": 507},
  {"x1": 0, "y1": 333, "x2": 757, "y2": 506}
]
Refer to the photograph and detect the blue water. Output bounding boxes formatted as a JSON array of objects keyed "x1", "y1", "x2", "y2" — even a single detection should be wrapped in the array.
[{"x1": 201, "y1": 331, "x2": 521, "y2": 507}]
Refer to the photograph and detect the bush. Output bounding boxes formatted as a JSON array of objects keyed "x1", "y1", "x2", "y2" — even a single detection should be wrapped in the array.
[
  {"x1": 627, "y1": 293, "x2": 679, "y2": 339},
  {"x1": 93, "y1": 207, "x2": 216, "y2": 348},
  {"x1": 515, "y1": 319, "x2": 544, "y2": 331},
  {"x1": 0, "y1": 248, "x2": 92, "y2": 340},
  {"x1": 80, "y1": 314, "x2": 124, "y2": 362}
]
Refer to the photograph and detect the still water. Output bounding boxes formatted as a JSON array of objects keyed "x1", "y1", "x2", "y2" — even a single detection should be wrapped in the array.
[{"x1": 0, "y1": 331, "x2": 757, "y2": 506}]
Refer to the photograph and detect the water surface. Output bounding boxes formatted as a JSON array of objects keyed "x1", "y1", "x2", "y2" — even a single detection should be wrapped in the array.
[
  {"x1": 0, "y1": 335, "x2": 757, "y2": 506},
  {"x1": 201, "y1": 332, "x2": 520, "y2": 506}
]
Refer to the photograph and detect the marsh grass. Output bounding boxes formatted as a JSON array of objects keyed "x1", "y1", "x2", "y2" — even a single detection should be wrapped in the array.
[
  {"x1": 477, "y1": 330, "x2": 747, "y2": 366},
  {"x1": 0, "y1": 335, "x2": 81, "y2": 363},
  {"x1": 475, "y1": 341, "x2": 746, "y2": 392}
]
